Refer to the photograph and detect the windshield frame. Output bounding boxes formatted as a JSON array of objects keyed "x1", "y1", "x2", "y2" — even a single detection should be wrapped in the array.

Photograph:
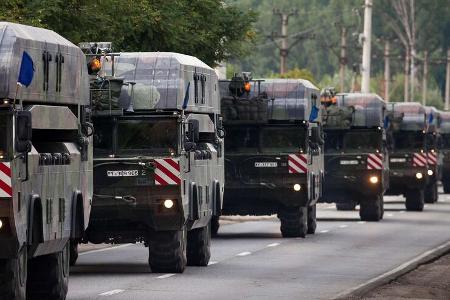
[
  {"x1": 392, "y1": 130, "x2": 426, "y2": 151},
  {"x1": 224, "y1": 123, "x2": 308, "y2": 155},
  {"x1": 325, "y1": 128, "x2": 383, "y2": 154},
  {"x1": 0, "y1": 111, "x2": 12, "y2": 161}
]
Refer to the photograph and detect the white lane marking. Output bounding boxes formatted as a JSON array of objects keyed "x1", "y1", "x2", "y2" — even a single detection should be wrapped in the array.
[
  {"x1": 320, "y1": 230, "x2": 330, "y2": 233},
  {"x1": 357, "y1": 221, "x2": 366, "y2": 224},
  {"x1": 386, "y1": 213, "x2": 394, "y2": 217},
  {"x1": 156, "y1": 274, "x2": 176, "y2": 279},
  {"x1": 333, "y1": 240, "x2": 450, "y2": 300},
  {"x1": 266, "y1": 243, "x2": 280, "y2": 247},
  {"x1": 99, "y1": 289, "x2": 124, "y2": 296},
  {"x1": 237, "y1": 251, "x2": 252, "y2": 256},
  {"x1": 79, "y1": 244, "x2": 132, "y2": 256},
  {"x1": 339, "y1": 225, "x2": 348, "y2": 228},
  {"x1": 208, "y1": 261, "x2": 218, "y2": 265}
]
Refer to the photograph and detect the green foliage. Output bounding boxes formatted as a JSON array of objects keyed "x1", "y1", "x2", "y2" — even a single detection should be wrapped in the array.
[
  {"x1": 0, "y1": 0, "x2": 257, "y2": 66},
  {"x1": 269, "y1": 68, "x2": 316, "y2": 85}
]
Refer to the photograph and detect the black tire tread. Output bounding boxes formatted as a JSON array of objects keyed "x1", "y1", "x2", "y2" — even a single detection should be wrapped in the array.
[
  {"x1": 187, "y1": 225, "x2": 211, "y2": 266},
  {"x1": 405, "y1": 189, "x2": 425, "y2": 211},
  {"x1": 0, "y1": 248, "x2": 26, "y2": 300},
  {"x1": 360, "y1": 195, "x2": 383, "y2": 221},
  {"x1": 148, "y1": 229, "x2": 187, "y2": 273},
  {"x1": 307, "y1": 205, "x2": 317, "y2": 234},
  {"x1": 278, "y1": 206, "x2": 307, "y2": 238}
]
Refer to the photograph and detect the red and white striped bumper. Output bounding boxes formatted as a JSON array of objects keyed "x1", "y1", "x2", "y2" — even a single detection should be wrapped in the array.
[
  {"x1": 0, "y1": 162, "x2": 12, "y2": 197},
  {"x1": 412, "y1": 153, "x2": 427, "y2": 167},
  {"x1": 367, "y1": 153, "x2": 383, "y2": 170},
  {"x1": 288, "y1": 154, "x2": 307, "y2": 174},
  {"x1": 154, "y1": 159, "x2": 181, "y2": 186},
  {"x1": 427, "y1": 152, "x2": 437, "y2": 165}
]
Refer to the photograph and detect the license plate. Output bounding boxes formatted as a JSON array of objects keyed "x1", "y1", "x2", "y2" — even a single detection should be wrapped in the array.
[
  {"x1": 107, "y1": 170, "x2": 139, "y2": 177},
  {"x1": 390, "y1": 158, "x2": 406, "y2": 163},
  {"x1": 340, "y1": 160, "x2": 358, "y2": 165},
  {"x1": 255, "y1": 162, "x2": 278, "y2": 168}
]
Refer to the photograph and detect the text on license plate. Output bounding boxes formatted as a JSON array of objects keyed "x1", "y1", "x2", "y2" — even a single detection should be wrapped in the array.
[
  {"x1": 340, "y1": 160, "x2": 358, "y2": 165},
  {"x1": 107, "y1": 170, "x2": 139, "y2": 177},
  {"x1": 255, "y1": 162, "x2": 278, "y2": 167}
]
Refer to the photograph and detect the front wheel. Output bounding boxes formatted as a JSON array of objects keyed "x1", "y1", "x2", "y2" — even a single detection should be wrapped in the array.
[
  {"x1": 27, "y1": 243, "x2": 69, "y2": 300},
  {"x1": 278, "y1": 206, "x2": 307, "y2": 238},
  {"x1": 405, "y1": 189, "x2": 425, "y2": 211},
  {"x1": 187, "y1": 224, "x2": 211, "y2": 266},
  {"x1": 359, "y1": 195, "x2": 383, "y2": 221},
  {"x1": 424, "y1": 182, "x2": 438, "y2": 203},
  {"x1": 210, "y1": 216, "x2": 220, "y2": 237},
  {"x1": 0, "y1": 246, "x2": 27, "y2": 300},
  {"x1": 148, "y1": 228, "x2": 187, "y2": 273},
  {"x1": 307, "y1": 204, "x2": 317, "y2": 234}
]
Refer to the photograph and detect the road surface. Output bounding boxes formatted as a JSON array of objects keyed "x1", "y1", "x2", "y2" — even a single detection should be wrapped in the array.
[{"x1": 68, "y1": 193, "x2": 450, "y2": 300}]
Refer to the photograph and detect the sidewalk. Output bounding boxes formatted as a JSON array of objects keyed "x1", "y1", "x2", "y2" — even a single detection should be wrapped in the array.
[{"x1": 346, "y1": 252, "x2": 450, "y2": 300}]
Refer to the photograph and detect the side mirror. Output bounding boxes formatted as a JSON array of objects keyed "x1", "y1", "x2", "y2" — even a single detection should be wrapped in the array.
[
  {"x1": 310, "y1": 127, "x2": 323, "y2": 146},
  {"x1": 16, "y1": 111, "x2": 32, "y2": 153},
  {"x1": 188, "y1": 119, "x2": 200, "y2": 143}
]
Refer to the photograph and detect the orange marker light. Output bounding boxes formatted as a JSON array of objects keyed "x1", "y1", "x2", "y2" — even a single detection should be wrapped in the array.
[{"x1": 244, "y1": 82, "x2": 251, "y2": 92}]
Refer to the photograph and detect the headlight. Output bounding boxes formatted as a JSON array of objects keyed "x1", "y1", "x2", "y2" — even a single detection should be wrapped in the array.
[
  {"x1": 428, "y1": 170, "x2": 434, "y2": 176},
  {"x1": 293, "y1": 184, "x2": 301, "y2": 192},
  {"x1": 369, "y1": 176, "x2": 379, "y2": 184},
  {"x1": 0, "y1": 219, "x2": 3, "y2": 229},
  {"x1": 163, "y1": 199, "x2": 174, "y2": 209},
  {"x1": 416, "y1": 172, "x2": 423, "y2": 179}
]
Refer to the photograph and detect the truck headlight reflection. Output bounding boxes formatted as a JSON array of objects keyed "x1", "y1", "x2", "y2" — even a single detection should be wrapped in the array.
[
  {"x1": 164, "y1": 199, "x2": 174, "y2": 209},
  {"x1": 369, "y1": 176, "x2": 378, "y2": 184},
  {"x1": 416, "y1": 172, "x2": 423, "y2": 179},
  {"x1": 293, "y1": 184, "x2": 301, "y2": 192},
  {"x1": 427, "y1": 170, "x2": 434, "y2": 176}
]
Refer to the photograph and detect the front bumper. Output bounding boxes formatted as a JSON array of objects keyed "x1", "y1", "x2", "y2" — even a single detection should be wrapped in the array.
[{"x1": 387, "y1": 167, "x2": 427, "y2": 194}]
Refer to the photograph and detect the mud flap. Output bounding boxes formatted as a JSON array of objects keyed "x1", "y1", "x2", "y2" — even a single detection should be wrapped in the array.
[{"x1": 27, "y1": 194, "x2": 43, "y2": 246}]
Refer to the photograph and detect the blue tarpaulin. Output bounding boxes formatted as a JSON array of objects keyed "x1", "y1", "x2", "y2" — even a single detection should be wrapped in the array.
[{"x1": 17, "y1": 51, "x2": 34, "y2": 87}]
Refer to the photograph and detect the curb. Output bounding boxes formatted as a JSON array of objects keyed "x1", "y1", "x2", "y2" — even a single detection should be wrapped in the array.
[{"x1": 333, "y1": 240, "x2": 450, "y2": 299}]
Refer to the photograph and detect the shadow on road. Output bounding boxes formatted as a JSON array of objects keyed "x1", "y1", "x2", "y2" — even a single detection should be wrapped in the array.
[
  {"x1": 70, "y1": 263, "x2": 151, "y2": 275},
  {"x1": 213, "y1": 232, "x2": 281, "y2": 239},
  {"x1": 318, "y1": 217, "x2": 361, "y2": 222}
]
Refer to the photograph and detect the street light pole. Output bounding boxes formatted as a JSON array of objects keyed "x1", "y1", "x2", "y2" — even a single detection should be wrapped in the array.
[{"x1": 361, "y1": 0, "x2": 373, "y2": 93}]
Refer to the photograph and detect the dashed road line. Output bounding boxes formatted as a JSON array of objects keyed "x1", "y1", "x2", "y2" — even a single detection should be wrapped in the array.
[
  {"x1": 357, "y1": 221, "x2": 366, "y2": 224},
  {"x1": 79, "y1": 244, "x2": 132, "y2": 256},
  {"x1": 267, "y1": 243, "x2": 280, "y2": 247},
  {"x1": 156, "y1": 274, "x2": 176, "y2": 279},
  {"x1": 399, "y1": 211, "x2": 405, "y2": 214},
  {"x1": 386, "y1": 213, "x2": 394, "y2": 217},
  {"x1": 99, "y1": 289, "x2": 125, "y2": 296},
  {"x1": 237, "y1": 251, "x2": 252, "y2": 257},
  {"x1": 339, "y1": 224, "x2": 349, "y2": 228},
  {"x1": 208, "y1": 261, "x2": 218, "y2": 265},
  {"x1": 320, "y1": 229, "x2": 330, "y2": 233}
]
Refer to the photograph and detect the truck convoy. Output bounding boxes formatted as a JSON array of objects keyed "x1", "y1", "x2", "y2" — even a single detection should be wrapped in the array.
[
  {"x1": 217, "y1": 76, "x2": 324, "y2": 238},
  {"x1": 385, "y1": 102, "x2": 427, "y2": 211},
  {"x1": 81, "y1": 47, "x2": 224, "y2": 273},
  {"x1": 440, "y1": 111, "x2": 450, "y2": 193},
  {"x1": 424, "y1": 106, "x2": 442, "y2": 203},
  {"x1": 0, "y1": 22, "x2": 92, "y2": 300},
  {"x1": 321, "y1": 92, "x2": 389, "y2": 221}
]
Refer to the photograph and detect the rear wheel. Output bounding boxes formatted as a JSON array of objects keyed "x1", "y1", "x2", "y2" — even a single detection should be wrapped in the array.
[
  {"x1": 405, "y1": 189, "x2": 425, "y2": 211},
  {"x1": 307, "y1": 204, "x2": 317, "y2": 234},
  {"x1": 443, "y1": 182, "x2": 450, "y2": 194},
  {"x1": 27, "y1": 243, "x2": 69, "y2": 300},
  {"x1": 278, "y1": 206, "x2": 307, "y2": 238},
  {"x1": 148, "y1": 228, "x2": 187, "y2": 273},
  {"x1": 336, "y1": 201, "x2": 357, "y2": 211},
  {"x1": 69, "y1": 240, "x2": 78, "y2": 266},
  {"x1": 210, "y1": 216, "x2": 220, "y2": 237},
  {"x1": 359, "y1": 195, "x2": 383, "y2": 221},
  {"x1": 0, "y1": 247, "x2": 27, "y2": 300},
  {"x1": 425, "y1": 182, "x2": 438, "y2": 203},
  {"x1": 187, "y1": 224, "x2": 211, "y2": 266}
]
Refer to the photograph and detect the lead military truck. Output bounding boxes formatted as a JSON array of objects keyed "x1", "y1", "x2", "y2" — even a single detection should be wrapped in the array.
[
  {"x1": 217, "y1": 77, "x2": 324, "y2": 238},
  {"x1": 82, "y1": 49, "x2": 224, "y2": 273},
  {"x1": 321, "y1": 93, "x2": 389, "y2": 221},
  {"x1": 0, "y1": 22, "x2": 92, "y2": 299},
  {"x1": 385, "y1": 102, "x2": 427, "y2": 211}
]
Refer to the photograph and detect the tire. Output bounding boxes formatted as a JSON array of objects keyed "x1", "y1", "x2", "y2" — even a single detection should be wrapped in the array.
[
  {"x1": 307, "y1": 204, "x2": 317, "y2": 235},
  {"x1": 148, "y1": 228, "x2": 187, "y2": 273},
  {"x1": 359, "y1": 195, "x2": 383, "y2": 221},
  {"x1": 278, "y1": 206, "x2": 307, "y2": 238},
  {"x1": 0, "y1": 247, "x2": 27, "y2": 300},
  {"x1": 405, "y1": 189, "x2": 425, "y2": 211},
  {"x1": 336, "y1": 201, "x2": 357, "y2": 211},
  {"x1": 210, "y1": 216, "x2": 220, "y2": 237},
  {"x1": 187, "y1": 224, "x2": 211, "y2": 266},
  {"x1": 69, "y1": 240, "x2": 78, "y2": 266},
  {"x1": 27, "y1": 243, "x2": 69, "y2": 300},
  {"x1": 425, "y1": 182, "x2": 438, "y2": 203},
  {"x1": 443, "y1": 182, "x2": 450, "y2": 194}
]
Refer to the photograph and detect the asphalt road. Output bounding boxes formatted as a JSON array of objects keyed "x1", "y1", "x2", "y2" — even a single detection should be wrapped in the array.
[{"x1": 68, "y1": 193, "x2": 450, "y2": 300}]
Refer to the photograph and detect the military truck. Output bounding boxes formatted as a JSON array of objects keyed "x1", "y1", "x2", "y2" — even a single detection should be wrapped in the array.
[
  {"x1": 216, "y1": 77, "x2": 324, "y2": 238},
  {"x1": 385, "y1": 102, "x2": 427, "y2": 211},
  {"x1": 321, "y1": 93, "x2": 389, "y2": 221},
  {"x1": 82, "y1": 49, "x2": 224, "y2": 273},
  {"x1": 424, "y1": 106, "x2": 442, "y2": 203},
  {"x1": 439, "y1": 111, "x2": 450, "y2": 193},
  {"x1": 0, "y1": 22, "x2": 92, "y2": 300}
]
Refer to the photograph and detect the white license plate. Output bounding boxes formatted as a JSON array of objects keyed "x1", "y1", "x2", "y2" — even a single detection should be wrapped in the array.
[
  {"x1": 340, "y1": 160, "x2": 358, "y2": 165},
  {"x1": 255, "y1": 162, "x2": 278, "y2": 168},
  {"x1": 107, "y1": 170, "x2": 139, "y2": 177},
  {"x1": 390, "y1": 158, "x2": 406, "y2": 163}
]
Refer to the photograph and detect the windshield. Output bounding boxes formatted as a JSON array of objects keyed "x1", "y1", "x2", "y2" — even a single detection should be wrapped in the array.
[
  {"x1": 393, "y1": 131, "x2": 425, "y2": 150},
  {"x1": 225, "y1": 125, "x2": 306, "y2": 154},
  {"x1": 325, "y1": 130, "x2": 382, "y2": 153},
  {"x1": 442, "y1": 134, "x2": 450, "y2": 149},
  {"x1": 426, "y1": 133, "x2": 437, "y2": 151},
  {"x1": 0, "y1": 114, "x2": 10, "y2": 159}
]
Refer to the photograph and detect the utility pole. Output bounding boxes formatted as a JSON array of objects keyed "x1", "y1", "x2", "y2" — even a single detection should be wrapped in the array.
[
  {"x1": 361, "y1": 0, "x2": 373, "y2": 93},
  {"x1": 445, "y1": 49, "x2": 450, "y2": 110},
  {"x1": 404, "y1": 49, "x2": 410, "y2": 102},
  {"x1": 272, "y1": 9, "x2": 298, "y2": 74},
  {"x1": 384, "y1": 40, "x2": 390, "y2": 101},
  {"x1": 339, "y1": 27, "x2": 347, "y2": 92},
  {"x1": 422, "y1": 50, "x2": 428, "y2": 106}
]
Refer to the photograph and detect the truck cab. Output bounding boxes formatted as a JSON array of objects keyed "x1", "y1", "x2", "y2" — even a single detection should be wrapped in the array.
[
  {"x1": 321, "y1": 93, "x2": 389, "y2": 221},
  {"x1": 219, "y1": 77, "x2": 323, "y2": 238}
]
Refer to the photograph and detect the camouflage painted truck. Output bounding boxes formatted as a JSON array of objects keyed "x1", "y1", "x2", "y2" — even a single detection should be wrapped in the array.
[
  {"x1": 0, "y1": 22, "x2": 92, "y2": 299},
  {"x1": 82, "y1": 48, "x2": 224, "y2": 273},
  {"x1": 216, "y1": 77, "x2": 324, "y2": 238},
  {"x1": 423, "y1": 106, "x2": 442, "y2": 203},
  {"x1": 439, "y1": 111, "x2": 450, "y2": 193},
  {"x1": 320, "y1": 93, "x2": 389, "y2": 221},
  {"x1": 385, "y1": 102, "x2": 428, "y2": 211}
]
